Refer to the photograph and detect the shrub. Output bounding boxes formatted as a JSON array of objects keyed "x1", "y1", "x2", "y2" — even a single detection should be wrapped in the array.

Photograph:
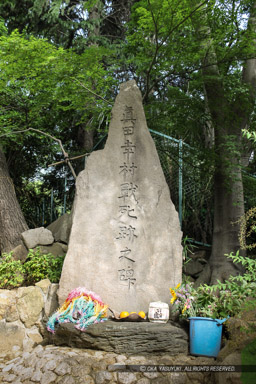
[
  {"x1": 170, "y1": 251, "x2": 256, "y2": 319},
  {"x1": 0, "y1": 253, "x2": 24, "y2": 289},
  {"x1": 24, "y1": 248, "x2": 65, "y2": 285},
  {"x1": 0, "y1": 248, "x2": 65, "y2": 289}
]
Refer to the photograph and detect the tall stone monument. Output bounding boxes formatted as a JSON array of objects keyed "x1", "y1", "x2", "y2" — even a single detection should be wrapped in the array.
[{"x1": 58, "y1": 80, "x2": 183, "y2": 312}]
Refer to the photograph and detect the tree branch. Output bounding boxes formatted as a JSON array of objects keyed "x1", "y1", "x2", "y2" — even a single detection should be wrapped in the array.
[
  {"x1": 73, "y1": 78, "x2": 113, "y2": 106},
  {"x1": 0, "y1": 128, "x2": 77, "y2": 179},
  {"x1": 143, "y1": 0, "x2": 209, "y2": 101}
]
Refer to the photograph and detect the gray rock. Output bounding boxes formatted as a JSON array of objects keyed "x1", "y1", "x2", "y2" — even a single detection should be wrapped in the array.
[
  {"x1": 0, "y1": 290, "x2": 16, "y2": 321},
  {"x1": 23, "y1": 351, "x2": 38, "y2": 368},
  {"x1": 80, "y1": 375, "x2": 95, "y2": 384},
  {"x1": 3, "y1": 373, "x2": 17, "y2": 382},
  {"x1": 0, "y1": 290, "x2": 19, "y2": 323},
  {"x1": 57, "y1": 376, "x2": 76, "y2": 384},
  {"x1": 48, "y1": 320, "x2": 188, "y2": 355},
  {"x1": 58, "y1": 80, "x2": 183, "y2": 312},
  {"x1": 31, "y1": 369, "x2": 42, "y2": 382},
  {"x1": 183, "y1": 259, "x2": 205, "y2": 277},
  {"x1": 17, "y1": 287, "x2": 44, "y2": 328},
  {"x1": 117, "y1": 372, "x2": 137, "y2": 384},
  {"x1": 0, "y1": 320, "x2": 25, "y2": 356},
  {"x1": 54, "y1": 361, "x2": 71, "y2": 376},
  {"x1": 37, "y1": 242, "x2": 66, "y2": 257},
  {"x1": 33, "y1": 344, "x2": 44, "y2": 356},
  {"x1": 41, "y1": 370, "x2": 57, "y2": 384},
  {"x1": 21, "y1": 227, "x2": 54, "y2": 249},
  {"x1": 2, "y1": 363, "x2": 14, "y2": 372},
  {"x1": 43, "y1": 359, "x2": 57, "y2": 371},
  {"x1": 214, "y1": 352, "x2": 242, "y2": 384},
  {"x1": 47, "y1": 213, "x2": 72, "y2": 244},
  {"x1": 10, "y1": 244, "x2": 28, "y2": 262},
  {"x1": 95, "y1": 371, "x2": 114, "y2": 384},
  {"x1": 5, "y1": 303, "x2": 19, "y2": 323},
  {"x1": 137, "y1": 379, "x2": 150, "y2": 384},
  {"x1": 20, "y1": 366, "x2": 34, "y2": 380},
  {"x1": 12, "y1": 364, "x2": 23, "y2": 375},
  {"x1": 108, "y1": 363, "x2": 126, "y2": 372},
  {"x1": 166, "y1": 373, "x2": 187, "y2": 384},
  {"x1": 9, "y1": 378, "x2": 22, "y2": 384},
  {"x1": 44, "y1": 283, "x2": 59, "y2": 318},
  {"x1": 35, "y1": 279, "x2": 51, "y2": 294},
  {"x1": 143, "y1": 371, "x2": 159, "y2": 379}
]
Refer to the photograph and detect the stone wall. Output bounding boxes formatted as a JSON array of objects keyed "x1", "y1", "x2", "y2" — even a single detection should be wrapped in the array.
[
  {"x1": 0, "y1": 280, "x2": 248, "y2": 384},
  {"x1": 0, "y1": 279, "x2": 58, "y2": 359}
]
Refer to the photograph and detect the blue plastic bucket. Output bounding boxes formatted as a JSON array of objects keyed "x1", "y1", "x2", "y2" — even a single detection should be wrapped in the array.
[{"x1": 188, "y1": 317, "x2": 228, "y2": 358}]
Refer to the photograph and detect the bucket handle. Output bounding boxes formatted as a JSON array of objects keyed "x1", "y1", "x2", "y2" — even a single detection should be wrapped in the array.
[{"x1": 216, "y1": 316, "x2": 229, "y2": 326}]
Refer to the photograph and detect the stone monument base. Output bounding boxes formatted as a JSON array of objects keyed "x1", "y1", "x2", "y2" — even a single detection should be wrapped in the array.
[{"x1": 46, "y1": 320, "x2": 188, "y2": 355}]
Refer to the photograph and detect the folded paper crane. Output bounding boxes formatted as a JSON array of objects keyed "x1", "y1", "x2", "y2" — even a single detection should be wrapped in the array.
[{"x1": 47, "y1": 287, "x2": 108, "y2": 333}]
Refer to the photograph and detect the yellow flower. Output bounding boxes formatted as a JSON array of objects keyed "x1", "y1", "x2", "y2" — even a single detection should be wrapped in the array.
[
  {"x1": 182, "y1": 305, "x2": 187, "y2": 314},
  {"x1": 170, "y1": 288, "x2": 177, "y2": 304},
  {"x1": 176, "y1": 283, "x2": 181, "y2": 289}
]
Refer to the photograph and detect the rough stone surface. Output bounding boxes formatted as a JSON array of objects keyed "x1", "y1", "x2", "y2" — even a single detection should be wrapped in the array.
[
  {"x1": 44, "y1": 283, "x2": 59, "y2": 318},
  {"x1": 0, "y1": 281, "x2": 62, "y2": 357},
  {"x1": 10, "y1": 244, "x2": 28, "y2": 262},
  {"x1": 17, "y1": 287, "x2": 44, "y2": 328},
  {"x1": 26, "y1": 327, "x2": 43, "y2": 345},
  {"x1": 58, "y1": 80, "x2": 183, "y2": 311},
  {"x1": 0, "y1": 344, "x2": 238, "y2": 384},
  {"x1": 5, "y1": 302, "x2": 19, "y2": 323},
  {"x1": 21, "y1": 227, "x2": 54, "y2": 249},
  {"x1": 0, "y1": 290, "x2": 16, "y2": 321},
  {"x1": 47, "y1": 321, "x2": 188, "y2": 355},
  {"x1": 38, "y1": 242, "x2": 67, "y2": 257},
  {"x1": 218, "y1": 315, "x2": 256, "y2": 362},
  {"x1": 215, "y1": 352, "x2": 242, "y2": 384},
  {"x1": 35, "y1": 279, "x2": 51, "y2": 294},
  {"x1": 47, "y1": 213, "x2": 72, "y2": 244},
  {"x1": 184, "y1": 259, "x2": 205, "y2": 277},
  {"x1": 0, "y1": 320, "x2": 25, "y2": 355}
]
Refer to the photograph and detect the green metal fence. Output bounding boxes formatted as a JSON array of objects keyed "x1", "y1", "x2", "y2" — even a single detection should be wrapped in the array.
[
  {"x1": 32, "y1": 129, "x2": 256, "y2": 248},
  {"x1": 149, "y1": 129, "x2": 213, "y2": 245}
]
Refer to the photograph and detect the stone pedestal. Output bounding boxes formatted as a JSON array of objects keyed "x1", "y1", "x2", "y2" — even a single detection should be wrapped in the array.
[{"x1": 47, "y1": 320, "x2": 188, "y2": 355}]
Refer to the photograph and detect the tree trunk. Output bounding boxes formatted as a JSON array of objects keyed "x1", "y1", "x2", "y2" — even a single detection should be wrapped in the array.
[
  {"x1": 190, "y1": 0, "x2": 256, "y2": 282},
  {"x1": 78, "y1": 124, "x2": 95, "y2": 152},
  {"x1": 0, "y1": 148, "x2": 28, "y2": 254},
  {"x1": 210, "y1": 2, "x2": 256, "y2": 283},
  {"x1": 210, "y1": 153, "x2": 245, "y2": 283},
  {"x1": 77, "y1": 0, "x2": 102, "y2": 154}
]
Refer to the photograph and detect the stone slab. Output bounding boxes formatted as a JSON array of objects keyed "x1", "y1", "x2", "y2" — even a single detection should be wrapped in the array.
[
  {"x1": 47, "y1": 320, "x2": 188, "y2": 355},
  {"x1": 58, "y1": 80, "x2": 183, "y2": 312}
]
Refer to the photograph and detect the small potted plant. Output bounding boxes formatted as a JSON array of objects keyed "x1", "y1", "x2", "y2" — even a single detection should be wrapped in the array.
[{"x1": 170, "y1": 281, "x2": 228, "y2": 358}]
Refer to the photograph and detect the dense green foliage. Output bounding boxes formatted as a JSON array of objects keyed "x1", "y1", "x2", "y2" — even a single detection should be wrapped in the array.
[
  {"x1": 0, "y1": 248, "x2": 65, "y2": 288},
  {"x1": 0, "y1": 253, "x2": 24, "y2": 289},
  {"x1": 24, "y1": 248, "x2": 65, "y2": 285},
  {"x1": 0, "y1": 26, "x2": 114, "y2": 225}
]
